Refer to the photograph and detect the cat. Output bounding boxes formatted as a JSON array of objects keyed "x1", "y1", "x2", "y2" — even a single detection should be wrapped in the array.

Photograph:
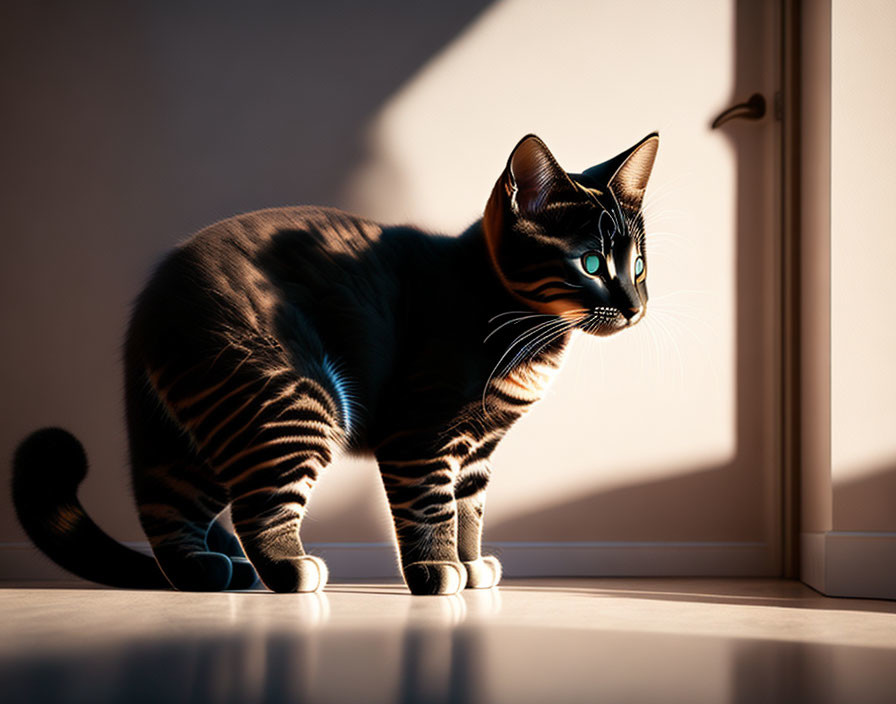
[{"x1": 12, "y1": 133, "x2": 658, "y2": 595}]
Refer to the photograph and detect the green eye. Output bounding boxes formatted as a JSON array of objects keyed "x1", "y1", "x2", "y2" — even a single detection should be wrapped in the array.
[
  {"x1": 582, "y1": 252, "x2": 601, "y2": 275},
  {"x1": 634, "y1": 256, "x2": 645, "y2": 280}
]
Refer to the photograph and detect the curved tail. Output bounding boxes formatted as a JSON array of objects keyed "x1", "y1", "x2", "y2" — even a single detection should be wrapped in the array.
[{"x1": 12, "y1": 427, "x2": 170, "y2": 589}]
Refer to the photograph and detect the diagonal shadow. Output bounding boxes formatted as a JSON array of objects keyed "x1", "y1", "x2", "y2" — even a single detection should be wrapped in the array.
[
  {"x1": 0, "y1": 1, "x2": 494, "y2": 548},
  {"x1": 833, "y1": 462, "x2": 896, "y2": 533}
]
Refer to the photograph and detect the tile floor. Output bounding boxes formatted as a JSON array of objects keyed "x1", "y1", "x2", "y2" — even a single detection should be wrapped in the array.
[{"x1": 1, "y1": 578, "x2": 895, "y2": 703}]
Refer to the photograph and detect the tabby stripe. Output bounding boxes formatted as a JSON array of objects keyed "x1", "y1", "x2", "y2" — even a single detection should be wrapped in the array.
[
  {"x1": 229, "y1": 463, "x2": 320, "y2": 495},
  {"x1": 260, "y1": 419, "x2": 330, "y2": 431},
  {"x1": 455, "y1": 471, "x2": 490, "y2": 499},
  {"x1": 380, "y1": 459, "x2": 453, "y2": 480},
  {"x1": 219, "y1": 436, "x2": 331, "y2": 477},
  {"x1": 165, "y1": 360, "x2": 251, "y2": 411},
  {"x1": 409, "y1": 492, "x2": 453, "y2": 511},
  {"x1": 148, "y1": 355, "x2": 240, "y2": 400},
  {"x1": 270, "y1": 401, "x2": 335, "y2": 428},
  {"x1": 391, "y1": 508, "x2": 454, "y2": 525},
  {"x1": 235, "y1": 488, "x2": 309, "y2": 511},
  {"x1": 510, "y1": 276, "x2": 569, "y2": 293},
  {"x1": 189, "y1": 384, "x2": 269, "y2": 451},
  {"x1": 525, "y1": 286, "x2": 582, "y2": 301},
  {"x1": 386, "y1": 483, "x2": 451, "y2": 506},
  {"x1": 182, "y1": 378, "x2": 262, "y2": 427},
  {"x1": 290, "y1": 379, "x2": 340, "y2": 417},
  {"x1": 185, "y1": 373, "x2": 272, "y2": 428},
  {"x1": 205, "y1": 401, "x2": 274, "y2": 459},
  {"x1": 221, "y1": 448, "x2": 327, "y2": 485},
  {"x1": 209, "y1": 403, "x2": 333, "y2": 461},
  {"x1": 461, "y1": 438, "x2": 501, "y2": 467},
  {"x1": 381, "y1": 468, "x2": 454, "y2": 488},
  {"x1": 489, "y1": 384, "x2": 538, "y2": 407},
  {"x1": 232, "y1": 505, "x2": 304, "y2": 530}
]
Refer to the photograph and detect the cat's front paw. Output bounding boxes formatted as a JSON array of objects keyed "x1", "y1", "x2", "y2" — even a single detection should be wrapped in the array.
[
  {"x1": 463, "y1": 556, "x2": 502, "y2": 589},
  {"x1": 257, "y1": 555, "x2": 328, "y2": 593},
  {"x1": 403, "y1": 561, "x2": 468, "y2": 595}
]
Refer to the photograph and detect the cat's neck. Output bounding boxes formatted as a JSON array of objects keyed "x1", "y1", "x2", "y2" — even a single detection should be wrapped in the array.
[{"x1": 455, "y1": 220, "x2": 574, "y2": 372}]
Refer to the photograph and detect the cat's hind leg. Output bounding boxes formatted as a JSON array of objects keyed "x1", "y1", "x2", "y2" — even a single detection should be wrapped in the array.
[
  {"x1": 222, "y1": 374, "x2": 341, "y2": 593},
  {"x1": 142, "y1": 335, "x2": 343, "y2": 592},
  {"x1": 205, "y1": 513, "x2": 260, "y2": 590},
  {"x1": 128, "y1": 382, "x2": 249, "y2": 592},
  {"x1": 135, "y1": 462, "x2": 240, "y2": 592}
]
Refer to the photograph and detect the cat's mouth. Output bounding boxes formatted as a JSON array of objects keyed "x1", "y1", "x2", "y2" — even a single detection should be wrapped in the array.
[{"x1": 579, "y1": 307, "x2": 645, "y2": 336}]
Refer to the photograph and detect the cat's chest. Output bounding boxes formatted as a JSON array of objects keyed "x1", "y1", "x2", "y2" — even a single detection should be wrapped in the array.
[{"x1": 485, "y1": 353, "x2": 563, "y2": 411}]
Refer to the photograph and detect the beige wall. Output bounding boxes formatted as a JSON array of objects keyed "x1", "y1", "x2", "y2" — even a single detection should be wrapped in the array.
[
  {"x1": 329, "y1": 0, "x2": 783, "y2": 560},
  {"x1": 799, "y1": 0, "x2": 896, "y2": 599},
  {"x1": 830, "y1": 0, "x2": 896, "y2": 532},
  {"x1": 1, "y1": 1, "x2": 783, "y2": 572}
]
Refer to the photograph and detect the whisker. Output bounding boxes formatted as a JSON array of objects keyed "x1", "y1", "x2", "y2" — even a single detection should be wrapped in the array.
[
  {"x1": 488, "y1": 310, "x2": 542, "y2": 323},
  {"x1": 484, "y1": 312, "x2": 558, "y2": 343},
  {"x1": 480, "y1": 313, "x2": 586, "y2": 415}
]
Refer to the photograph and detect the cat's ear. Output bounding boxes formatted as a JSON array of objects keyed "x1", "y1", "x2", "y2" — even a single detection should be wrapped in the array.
[
  {"x1": 505, "y1": 135, "x2": 576, "y2": 218},
  {"x1": 605, "y1": 132, "x2": 659, "y2": 208}
]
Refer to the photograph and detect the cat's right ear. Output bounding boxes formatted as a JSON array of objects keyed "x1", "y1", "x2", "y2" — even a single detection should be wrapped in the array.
[{"x1": 504, "y1": 135, "x2": 576, "y2": 219}]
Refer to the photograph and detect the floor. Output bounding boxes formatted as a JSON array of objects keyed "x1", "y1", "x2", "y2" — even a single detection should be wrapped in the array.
[{"x1": 2, "y1": 579, "x2": 895, "y2": 704}]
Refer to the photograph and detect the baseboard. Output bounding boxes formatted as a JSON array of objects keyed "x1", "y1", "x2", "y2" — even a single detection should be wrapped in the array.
[
  {"x1": 801, "y1": 531, "x2": 896, "y2": 600},
  {"x1": 0, "y1": 540, "x2": 772, "y2": 583}
]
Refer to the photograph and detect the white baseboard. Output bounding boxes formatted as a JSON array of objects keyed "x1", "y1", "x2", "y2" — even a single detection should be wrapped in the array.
[
  {"x1": 0, "y1": 540, "x2": 772, "y2": 583},
  {"x1": 801, "y1": 531, "x2": 896, "y2": 600}
]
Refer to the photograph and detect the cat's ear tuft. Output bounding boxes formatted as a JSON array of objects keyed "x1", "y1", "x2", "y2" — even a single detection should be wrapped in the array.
[
  {"x1": 506, "y1": 135, "x2": 574, "y2": 218},
  {"x1": 607, "y1": 132, "x2": 659, "y2": 207}
]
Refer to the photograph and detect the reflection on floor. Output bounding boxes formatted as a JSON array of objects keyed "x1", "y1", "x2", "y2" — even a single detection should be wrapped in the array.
[{"x1": 1, "y1": 579, "x2": 895, "y2": 704}]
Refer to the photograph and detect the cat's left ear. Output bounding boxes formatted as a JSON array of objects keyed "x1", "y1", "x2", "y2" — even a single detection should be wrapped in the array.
[
  {"x1": 505, "y1": 134, "x2": 577, "y2": 218},
  {"x1": 594, "y1": 132, "x2": 659, "y2": 209}
]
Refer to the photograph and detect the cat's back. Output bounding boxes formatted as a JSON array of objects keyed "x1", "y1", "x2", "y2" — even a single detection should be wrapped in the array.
[
  {"x1": 186, "y1": 205, "x2": 384, "y2": 268},
  {"x1": 140, "y1": 205, "x2": 393, "y2": 314},
  {"x1": 129, "y1": 205, "x2": 416, "y2": 378}
]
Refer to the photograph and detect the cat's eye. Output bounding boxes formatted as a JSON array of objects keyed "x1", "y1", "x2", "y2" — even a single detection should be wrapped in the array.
[
  {"x1": 634, "y1": 256, "x2": 646, "y2": 281},
  {"x1": 581, "y1": 251, "x2": 602, "y2": 276}
]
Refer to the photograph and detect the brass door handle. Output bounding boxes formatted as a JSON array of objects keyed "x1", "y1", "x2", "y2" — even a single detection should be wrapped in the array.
[{"x1": 711, "y1": 93, "x2": 766, "y2": 129}]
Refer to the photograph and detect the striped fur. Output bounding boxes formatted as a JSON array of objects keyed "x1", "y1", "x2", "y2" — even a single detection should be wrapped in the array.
[{"x1": 12, "y1": 133, "x2": 658, "y2": 595}]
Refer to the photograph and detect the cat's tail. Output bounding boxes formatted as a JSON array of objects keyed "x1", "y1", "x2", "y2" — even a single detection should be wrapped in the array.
[{"x1": 11, "y1": 427, "x2": 170, "y2": 588}]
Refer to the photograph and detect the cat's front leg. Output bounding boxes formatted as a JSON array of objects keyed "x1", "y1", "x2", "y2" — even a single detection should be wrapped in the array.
[
  {"x1": 456, "y1": 460, "x2": 502, "y2": 589},
  {"x1": 378, "y1": 452, "x2": 467, "y2": 595}
]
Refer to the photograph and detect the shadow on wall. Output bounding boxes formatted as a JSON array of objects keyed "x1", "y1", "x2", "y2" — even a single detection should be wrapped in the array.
[
  {"x1": 0, "y1": 2, "x2": 493, "y2": 545},
  {"x1": 834, "y1": 463, "x2": 896, "y2": 533},
  {"x1": 1, "y1": 1, "x2": 785, "y2": 571}
]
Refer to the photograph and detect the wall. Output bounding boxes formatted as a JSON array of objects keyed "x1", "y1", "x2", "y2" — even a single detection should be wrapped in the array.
[
  {"x1": 801, "y1": 0, "x2": 896, "y2": 599},
  {"x1": 1, "y1": 0, "x2": 783, "y2": 580},
  {"x1": 830, "y1": 0, "x2": 896, "y2": 531}
]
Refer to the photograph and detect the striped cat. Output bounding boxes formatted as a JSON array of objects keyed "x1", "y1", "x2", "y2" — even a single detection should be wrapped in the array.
[{"x1": 12, "y1": 133, "x2": 658, "y2": 595}]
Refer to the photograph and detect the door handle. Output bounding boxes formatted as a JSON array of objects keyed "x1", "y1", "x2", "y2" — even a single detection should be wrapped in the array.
[{"x1": 711, "y1": 93, "x2": 766, "y2": 129}]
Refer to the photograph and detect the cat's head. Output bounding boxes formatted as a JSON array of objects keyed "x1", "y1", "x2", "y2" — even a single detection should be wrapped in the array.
[{"x1": 483, "y1": 133, "x2": 658, "y2": 336}]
